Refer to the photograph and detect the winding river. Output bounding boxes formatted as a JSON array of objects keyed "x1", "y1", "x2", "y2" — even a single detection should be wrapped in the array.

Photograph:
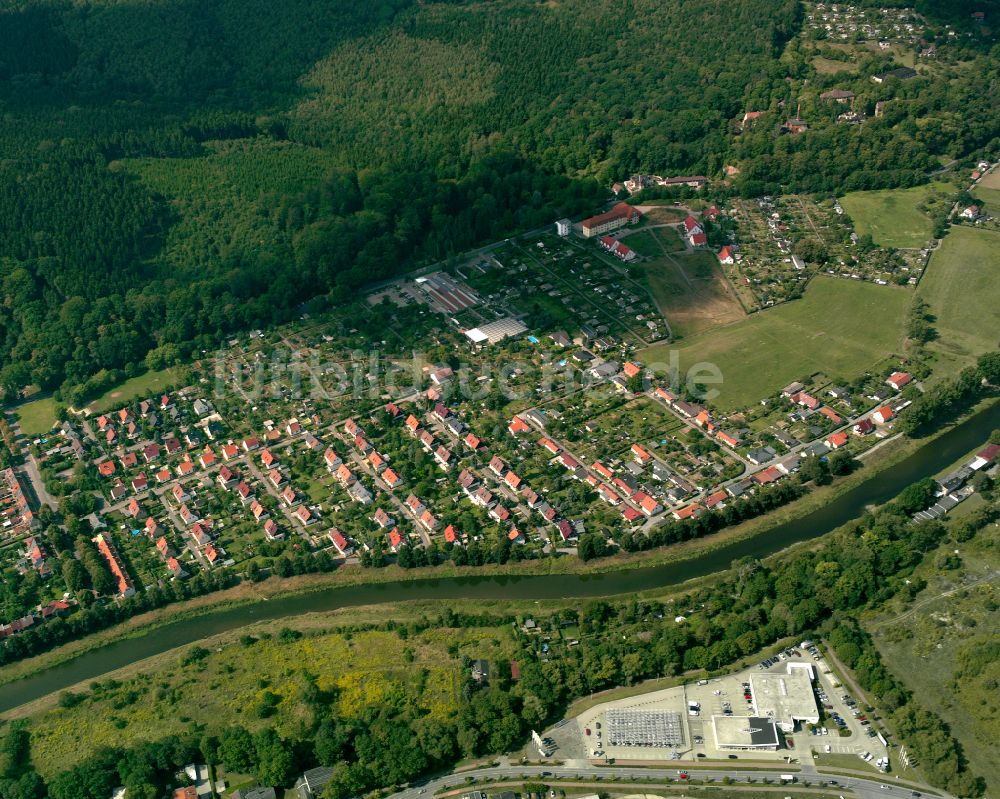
[{"x1": 1, "y1": 401, "x2": 997, "y2": 713}]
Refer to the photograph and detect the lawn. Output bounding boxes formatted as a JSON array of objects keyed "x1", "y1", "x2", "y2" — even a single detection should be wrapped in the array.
[
  {"x1": 642, "y1": 250, "x2": 745, "y2": 338},
  {"x1": 641, "y1": 276, "x2": 911, "y2": 410},
  {"x1": 917, "y1": 226, "x2": 1000, "y2": 374},
  {"x1": 839, "y1": 182, "x2": 951, "y2": 249},
  {"x1": 618, "y1": 230, "x2": 662, "y2": 257},
  {"x1": 15, "y1": 397, "x2": 60, "y2": 437},
  {"x1": 86, "y1": 367, "x2": 183, "y2": 414}
]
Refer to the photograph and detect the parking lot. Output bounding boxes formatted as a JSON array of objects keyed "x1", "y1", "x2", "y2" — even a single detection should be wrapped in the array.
[{"x1": 566, "y1": 641, "x2": 890, "y2": 769}]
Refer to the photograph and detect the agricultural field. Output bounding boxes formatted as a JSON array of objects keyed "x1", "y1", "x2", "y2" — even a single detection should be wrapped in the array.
[
  {"x1": 917, "y1": 226, "x2": 1000, "y2": 374},
  {"x1": 14, "y1": 396, "x2": 60, "y2": 437},
  {"x1": 23, "y1": 623, "x2": 509, "y2": 779},
  {"x1": 641, "y1": 249, "x2": 745, "y2": 338},
  {"x1": 641, "y1": 276, "x2": 910, "y2": 410},
  {"x1": 838, "y1": 183, "x2": 951, "y2": 249},
  {"x1": 868, "y1": 504, "x2": 1000, "y2": 796}
]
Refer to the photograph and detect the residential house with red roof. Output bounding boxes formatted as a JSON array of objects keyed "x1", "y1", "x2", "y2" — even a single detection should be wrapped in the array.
[
  {"x1": 819, "y1": 407, "x2": 842, "y2": 425},
  {"x1": 250, "y1": 500, "x2": 269, "y2": 522},
  {"x1": 264, "y1": 519, "x2": 282, "y2": 541},
  {"x1": 504, "y1": 471, "x2": 522, "y2": 490},
  {"x1": 324, "y1": 448, "x2": 342, "y2": 472},
  {"x1": 236, "y1": 481, "x2": 254, "y2": 504},
  {"x1": 419, "y1": 509, "x2": 439, "y2": 531},
  {"x1": 508, "y1": 416, "x2": 530, "y2": 435},
  {"x1": 853, "y1": 418, "x2": 875, "y2": 435},
  {"x1": 382, "y1": 468, "x2": 402, "y2": 489},
  {"x1": 886, "y1": 372, "x2": 913, "y2": 391},
  {"x1": 217, "y1": 465, "x2": 238, "y2": 489},
  {"x1": 335, "y1": 464, "x2": 355, "y2": 485},
  {"x1": 622, "y1": 506, "x2": 643, "y2": 523},
  {"x1": 539, "y1": 437, "x2": 561, "y2": 455},
  {"x1": 826, "y1": 430, "x2": 849, "y2": 449},
  {"x1": 329, "y1": 529, "x2": 353, "y2": 555},
  {"x1": 631, "y1": 444, "x2": 652, "y2": 465},
  {"x1": 717, "y1": 430, "x2": 740, "y2": 448},
  {"x1": 93, "y1": 533, "x2": 134, "y2": 597},
  {"x1": 873, "y1": 406, "x2": 894, "y2": 424},
  {"x1": 672, "y1": 503, "x2": 703, "y2": 520},
  {"x1": 434, "y1": 445, "x2": 453, "y2": 469}
]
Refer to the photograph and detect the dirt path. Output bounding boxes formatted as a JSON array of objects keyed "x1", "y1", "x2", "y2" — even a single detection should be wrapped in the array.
[{"x1": 870, "y1": 569, "x2": 1000, "y2": 629}]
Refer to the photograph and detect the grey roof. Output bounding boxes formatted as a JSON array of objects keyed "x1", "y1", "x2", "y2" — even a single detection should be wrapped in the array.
[{"x1": 232, "y1": 788, "x2": 276, "y2": 799}]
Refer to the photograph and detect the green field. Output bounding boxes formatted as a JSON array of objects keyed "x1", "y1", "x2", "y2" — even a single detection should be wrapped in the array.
[
  {"x1": 619, "y1": 230, "x2": 663, "y2": 257},
  {"x1": 917, "y1": 226, "x2": 1000, "y2": 373},
  {"x1": 14, "y1": 397, "x2": 60, "y2": 437},
  {"x1": 643, "y1": 250, "x2": 745, "y2": 338},
  {"x1": 22, "y1": 622, "x2": 507, "y2": 779},
  {"x1": 971, "y1": 184, "x2": 1000, "y2": 210},
  {"x1": 641, "y1": 276, "x2": 911, "y2": 410},
  {"x1": 86, "y1": 367, "x2": 183, "y2": 414},
  {"x1": 868, "y1": 511, "x2": 1000, "y2": 796},
  {"x1": 839, "y1": 182, "x2": 951, "y2": 249}
]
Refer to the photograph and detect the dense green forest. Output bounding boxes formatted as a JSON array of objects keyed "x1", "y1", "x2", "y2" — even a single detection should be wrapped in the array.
[{"x1": 0, "y1": 0, "x2": 998, "y2": 398}]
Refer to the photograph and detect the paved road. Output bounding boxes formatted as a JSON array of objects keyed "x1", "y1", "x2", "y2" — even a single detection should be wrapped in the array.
[{"x1": 385, "y1": 762, "x2": 943, "y2": 799}]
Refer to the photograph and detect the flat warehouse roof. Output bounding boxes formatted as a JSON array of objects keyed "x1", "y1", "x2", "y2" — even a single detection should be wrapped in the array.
[
  {"x1": 465, "y1": 318, "x2": 528, "y2": 345},
  {"x1": 712, "y1": 715, "x2": 780, "y2": 748},
  {"x1": 750, "y1": 670, "x2": 818, "y2": 724}
]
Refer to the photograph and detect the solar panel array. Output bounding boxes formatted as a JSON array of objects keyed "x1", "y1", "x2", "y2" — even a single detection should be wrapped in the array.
[{"x1": 606, "y1": 709, "x2": 685, "y2": 748}]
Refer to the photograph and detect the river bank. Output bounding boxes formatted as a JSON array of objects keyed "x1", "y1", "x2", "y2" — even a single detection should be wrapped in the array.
[
  {"x1": 0, "y1": 426, "x2": 909, "y2": 690},
  {"x1": 0, "y1": 397, "x2": 995, "y2": 711}
]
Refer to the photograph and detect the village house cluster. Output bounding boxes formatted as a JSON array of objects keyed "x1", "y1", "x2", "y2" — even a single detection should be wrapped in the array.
[{"x1": 0, "y1": 183, "x2": 943, "y2": 639}]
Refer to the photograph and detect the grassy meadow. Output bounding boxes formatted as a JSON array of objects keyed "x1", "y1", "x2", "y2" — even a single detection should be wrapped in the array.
[
  {"x1": 14, "y1": 397, "x2": 60, "y2": 437},
  {"x1": 86, "y1": 367, "x2": 184, "y2": 414},
  {"x1": 641, "y1": 276, "x2": 910, "y2": 410},
  {"x1": 642, "y1": 249, "x2": 745, "y2": 338},
  {"x1": 23, "y1": 622, "x2": 514, "y2": 779},
  {"x1": 839, "y1": 182, "x2": 951, "y2": 249},
  {"x1": 868, "y1": 508, "x2": 1000, "y2": 796},
  {"x1": 917, "y1": 226, "x2": 1000, "y2": 374}
]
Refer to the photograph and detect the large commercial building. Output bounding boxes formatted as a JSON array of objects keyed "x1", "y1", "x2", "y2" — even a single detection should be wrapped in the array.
[
  {"x1": 750, "y1": 668, "x2": 819, "y2": 732},
  {"x1": 581, "y1": 203, "x2": 641, "y2": 238},
  {"x1": 711, "y1": 715, "x2": 780, "y2": 750},
  {"x1": 464, "y1": 317, "x2": 528, "y2": 345}
]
